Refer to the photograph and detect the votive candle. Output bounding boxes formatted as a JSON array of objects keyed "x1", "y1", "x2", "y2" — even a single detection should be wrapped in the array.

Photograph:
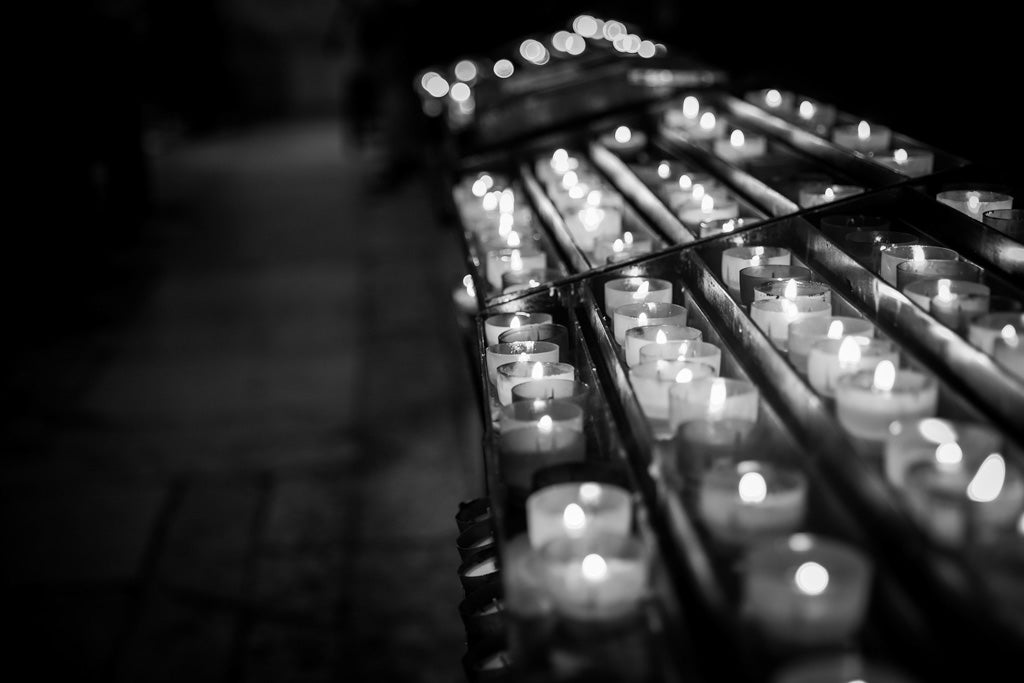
[{"x1": 835, "y1": 361, "x2": 938, "y2": 441}]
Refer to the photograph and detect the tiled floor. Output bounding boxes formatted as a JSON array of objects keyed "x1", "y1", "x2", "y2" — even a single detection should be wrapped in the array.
[{"x1": 2, "y1": 120, "x2": 482, "y2": 682}]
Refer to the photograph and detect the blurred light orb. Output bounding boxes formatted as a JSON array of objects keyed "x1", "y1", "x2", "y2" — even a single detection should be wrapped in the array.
[
  {"x1": 624, "y1": 34, "x2": 641, "y2": 53},
  {"x1": 454, "y1": 60, "x2": 477, "y2": 82},
  {"x1": 573, "y1": 15, "x2": 599, "y2": 37},
  {"x1": 552, "y1": 30, "x2": 572, "y2": 52},
  {"x1": 493, "y1": 59, "x2": 515, "y2": 78},
  {"x1": 419, "y1": 71, "x2": 440, "y2": 91},
  {"x1": 450, "y1": 82, "x2": 471, "y2": 102},
  {"x1": 520, "y1": 39, "x2": 544, "y2": 62},
  {"x1": 612, "y1": 35, "x2": 628, "y2": 52},
  {"x1": 603, "y1": 20, "x2": 625, "y2": 40},
  {"x1": 566, "y1": 34, "x2": 586, "y2": 55},
  {"x1": 533, "y1": 48, "x2": 550, "y2": 65},
  {"x1": 424, "y1": 75, "x2": 449, "y2": 98},
  {"x1": 638, "y1": 40, "x2": 656, "y2": 58}
]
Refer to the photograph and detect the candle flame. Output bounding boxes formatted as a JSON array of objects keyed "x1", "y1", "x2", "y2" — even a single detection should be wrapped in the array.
[
  {"x1": 580, "y1": 206, "x2": 604, "y2": 230},
  {"x1": 894, "y1": 148, "x2": 909, "y2": 164},
  {"x1": 498, "y1": 212, "x2": 514, "y2": 236},
  {"x1": 935, "y1": 279, "x2": 953, "y2": 303},
  {"x1": 967, "y1": 193, "x2": 981, "y2": 213},
  {"x1": 857, "y1": 120, "x2": 871, "y2": 140},
  {"x1": 781, "y1": 298, "x2": 799, "y2": 321},
  {"x1": 655, "y1": 329, "x2": 668, "y2": 344},
  {"x1": 499, "y1": 189, "x2": 515, "y2": 213},
  {"x1": 579, "y1": 482, "x2": 602, "y2": 503},
  {"x1": 738, "y1": 471, "x2": 768, "y2": 504},
  {"x1": 692, "y1": 184, "x2": 706, "y2": 201},
  {"x1": 873, "y1": 360, "x2": 896, "y2": 392},
  {"x1": 552, "y1": 148, "x2": 568, "y2": 166},
  {"x1": 701, "y1": 195, "x2": 715, "y2": 213},
  {"x1": 537, "y1": 414, "x2": 553, "y2": 433},
  {"x1": 614, "y1": 126, "x2": 631, "y2": 144},
  {"x1": 967, "y1": 453, "x2": 1006, "y2": 503},
  {"x1": 472, "y1": 178, "x2": 488, "y2": 197},
  {"x1": 723, "y1": 219, "x2": 736, "y2": 233},
  {"x1": 587, "y1": 190, "x2": 603, "y2": 207},
  {"x1": 657, "y1": 161, "x2": 671, "y2": 179},
  {"x1": 799, "y1": 100, "x2": 815, "y2": 119},
  {"x1": 482, "y1": 191, "x2": 499, "y2": 211},
  {"x1": 637, "y1": 312, "x2": 649, "y2": 327},
  {"x1": 507, "y1": 231, "x2": 521, "y2": 248},
  {"x1": 911, "y1": 245, "x2": 926, "y2": 262},
  {"x1": 918, "y1": 418, "x2": 957, "y2": 444},
  {"x1": 708, "y1": 378, "x2": 727, "y2": 416},
  {"x1": 562, "y1": 171, "x2": 579, "y2": 190},
  {"x1": 699, "y1": 112, "x2": 716, "y2": 130},
  {"x1": 581, "y1": 553, "x2": 608, "y2": 582},
  {"x1": 633, "y1": 280, "x2": 650, "y2": 300},
  {"x1": 678, "y1": 174, "x2": 692, "y2": 190},
  {"x1": 783, "y1": 279, "x2": 798, "y2": 300},
  {"x1": 612, "y1": 238, "x2": 625, "y2": 253},
  {"x1": 682, "y1": 96, "x2": 699, "y2": 119},
  {"x1": 935, "y1": 441, "x2": 963, "y2": 468},
  {"x1": 824, "y1": 187, "x2": 835, "y2": 202},
  {"x1": 794, "y1": 561, "x2": 829, "y2": 596},
  {"x1": 1000, "y1": 324, "x2": 1018, "y2": 346},
  {"x1": 531, "y1": 362, "x2": 545, "y2": 380},
  {"x1": 675, "y1": 368, "x2": 694, "y2": 383},
  {"x1": 765, "y1": 89, "x2": 782, "y2": 107},
  {"x1": 730, "y1": 129, "x2": 745, "y2": 147},
  {"x1": 562, "y1": 503, "x2": 586, "y2": 533},
  {"x1": 827, "y1": 320, "x2": 845, "y2": 339},
  {"x1": 509, "y1": 250, "x2": 523, "y2": 272},
  {"x1": 623, "y1": 231, "x2": 634, "y2": 245},
  {"x1": 568, "y1": 183, "x2": 588, "y2": 200}
]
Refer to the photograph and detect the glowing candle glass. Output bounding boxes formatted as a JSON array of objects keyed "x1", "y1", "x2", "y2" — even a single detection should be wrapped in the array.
[
  {"x1": 698, "y1": 216, "x2": 762, "y2": 239},
  {"x1": 612, "y1": 302, "x2": 688, "y2": 345},
  {"x1": 808, "y1": 336, "x2": 897, "y2": 398},
  {"x1": 993, "y1": 327, "x2": 1024, "y2": 380},
  {"x1": 878, "y1": 245, "x2": 959, "y2": 286},
  {"x1": 672, "y1": 418, "x2": 760, "y2": 485},
  {"x1": 884, "y1": 417, "x2": 1003, "y2": 488},
  {"x1": 486, "y1": 341, "x2": 560, "y2": 384},
  {"x1": 788, "y1": 316, "x2": 875, "y2": 375},
  {"x1": 713, "y1": 129, "x2": 768, "y2": 163},
  {"x1": 983, "y1": 208, "x2": 1024, "y2": 240},
  {"x1": 751, "y1": 298, "x2": 832, "y2": 350},
  {"x1": 875, "y1": 147, "x2": 935, "y2": 176},
  {"x1": 639, "y1": 339, "x2": 723, "y2": 374},
  {"x1": 668, "y1": 377, "x2": 759, "y2": 433},
  {"x1": 500, "y1": 398, "x2": 584, "y2": 436},
  {"x1": 774, "y1": 654, "x2": 914, "y2": 683},
  {"x1": 903, "y1": 277, "x2": 988, "y2": 311},
  {"x1": 485, "y1": 312, "x2": 554, "y2": 346},
  {"x1": 624, "y1": 324, "x2": 701, "y2": 367},
  {"x1": 630, "y1": 360, "x2": 717, "y2": 437},
  {"x1": 678, "y1": 194, "x2": 740, "y2": 225},
  {"x1": 538, "y1": 533, "x2": 649, "y2": 620},
  {"x1": 798, "y1": 182, "x2": 863, "y2": 208},
  {"x1": 511, "y1": 379, "x2": 592, "y2": 414},
  {"x1": 486, "y1": 247, "x2": 547, "y2": 291},
  {"x1": 502, "y1": 268, "x2": 564, "y2": 294},
  {"x1": 738, "y1": 265, "x2": 810, "y2": 306},
  {"x1": 497, "y1": 361, "x2": 575, "y2": 406},
  {"x1": 835, "y1": 361, "x2": 939, "y2": 441},
  {"x1": 498, "y1": 411, "x2": 585, "y2": 492},
  {"x1": 603, "y1": 277, "x2": 673, "y2": 317},
  {"x1": 698, "y1": 460, "x2": 808, "y2": 546},
  {"x1": 527, "y1": 482, "x2": 632, "y2": 550},
  {"x1": 968, "y1": 313, "x2": 1024, "y2": 354},
  {"x1": 831, "y1": 120, "x2": 891, "y2": 153},
  {"x1": 936, "y1": 189, "x2": 1013, "y2": 222},
  {"x1": 722, "y1": 246, "x2": 791, "y2": 292},
  {"x1": 895, "y1": 258, "x2": 980, "y2": 290}
]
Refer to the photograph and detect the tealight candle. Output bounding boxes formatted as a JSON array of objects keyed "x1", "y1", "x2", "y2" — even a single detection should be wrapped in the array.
[
  {"x1": 835, "y1": 361, "x2": 939, "y2": 441},
  {"x1": 601, "y1": 125, "x2": 647, "y2": 155},
  {"x1": 936, "y1": 189, "x2": 1014, "y2": 222},
  {"x1": 750, "y1": 297, "x2": 832, "y2": 350},
  {"x1": 902, "y1": 277, "x2": 989, "y2": 311},
  {"x1": 698, "y1": 216, "x2": 762, "y2": 238},
  {"x1": 878, "y1": 244, "x2": 959, "y2": 286},
  {"x1": 895, "y1": 258, "x2": 980, "y2": 290},
  {"x1": 698, "y1": 460, "x2": 808, "y2": 546},
  {"x1": 752, "y1": 88, "x2": 794, "y2": 112},
  {"x1": 788, "y1": 317, "x2": 875, "y2": 375},
  {"x1": 713, "y1": 129, "x2": 768, "y2": 163},
  {"x1": 797, "y1": 182, "x2": 863, "y2": 208},
  {"x1": 486, "y1": 340, "x2": 560, "y2": 384},
  {"x1": 843, "y1": 230, "x2": 916, "y2": 269},
  {"x1": 668, "y1": 377, "x2": 759, "y2": 433},
  {"x1": 738, "y1": 265, "x2": 813, "y2": 306},
  {"x1": 721, "y1": 246, "x2": 792, "y2": 293},
  {"x1": 993, "y1": 327, "x2": 1024, "y2": 380},
  {"x1": 929, "y1": 284, "x2": 992, "y2": 333},
  {"x1": 502, "y1": 268, "x2": 564, "y2": 294},
  {"x1": 512, "y1": 379, "x2": 592, "y2": 415},
  {"x1": 603, "y1": 277, "x2": 673, "y2": 317},
  {"x1": 677, "y1": 194, "x2": 740, "y2": 225},
  {"x1": 612, "y1": 302, "x2": 688, "y2": 345},
  {"x1": 565, "y1": 206, "x2": 622, "y2": 251},
  {"x1": 500, "y1": 398, "x2": 585, "y2": 437},
  {"x1": 497, "y1": 361, "x2": 576, "y2": 406},
  {"x1": 831, "y1": 120, "x2": 891, "y2": 153},
  {"x1": 498, "y1": 412, "x2": 586, "y2": 491},
  {"x1": 875, "y1": 147, "x2": 935, "y2": 176},
  {"x1": 682, "y1": 110, "x2": 725, "y2": 140},
  {"x1": 753, "y1": 279, "x2": 832, "y2": 305},
  {"x1": 808, "y1": 336, "x2": 898, "y2": 398},
  {"x1": 741, "y1": 533, "x2": 873, "y2": 646},
  {"x1": 639, "y1": 339, "x2": 723, "y2": 374},
  {"x1": 792, "y1": 97, "x2": 837, "y2": 135},
  {"x1": 538, "y1": 533, "x2": 649, "y2": 620},
  {"x1": 630, "y1": 360, "x2": 717, "y2": 437},
  {"x1": 486, "y1": 247, "x2": 547, "y2": 291},
  {"x1": 884, "y1": 417, "x2": 1003, "y2": 488},
  {"x1": 624, "y1": 324, "x2": 702, "y2": 367},
  {"x1": 499, "y1": 323, "x2": 570, "y2": 359},
  {"x1": 485, "y1": 311, "x2": 554, "y2": 346},
  {"x1": 983, "y1": 208, "x2": 1024, "y2": 240},
  {"x1": 527, "y1": 482, "x2": 632, "y2": 550},
  {"x1": 968, "y1": 313, "x2": 1024, "y2": 354}
]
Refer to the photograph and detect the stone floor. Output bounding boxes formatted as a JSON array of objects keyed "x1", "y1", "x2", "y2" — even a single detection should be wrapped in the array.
[{"x1": 2, "y1": 120, "x2": 483, "y2": 682}]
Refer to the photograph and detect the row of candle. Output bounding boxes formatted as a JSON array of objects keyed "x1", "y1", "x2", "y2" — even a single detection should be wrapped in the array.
[{"x1": 936, "y1": 189, "x2": 1020, "y2": 240}]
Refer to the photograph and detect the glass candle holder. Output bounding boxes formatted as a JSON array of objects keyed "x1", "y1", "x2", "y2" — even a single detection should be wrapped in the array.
[
  {"x1": 511, "y1": 379, "x2": 592, "y2": 415},
  {"x1": 983, "y1": 208, "x2": 1024, "y2": 240},
  {"x1": 788, "y1": 316, "x2": 875, "y2": 375},
  {"x1": 884, "y1": 417, "x2": 1003, "y2": 488},
  {"x1": 698, "y1": 216, "x2": 762, "y2": 239},
  {"x1": 993, "y1": 330, "x2": 1024, "y2": 381},
  {"x1": 538, "y1": 533, "x2": 650, "y2": 620},
  {"x1": 612, "y1": 302, "x2": 688, "y2": 345},
  {"x1": 698, "y1": 460, "x2": 808, "y2": 546},
  {"x1": 903, "y1": 277, "x2": 988, "y2": 311},
  {"x1": 639, "y1": 339, "x2": 723, "y2": 374},
  {"x1": 500, "y1": 398, "x2": 585, "y2": 436},
  {"x1": 722, "y1": 246, "x2": 791, "y2": 292},
  {"x1": 678, "y1": 195, "x2": 741, "y2": 226},
  {"x1": 498, "y1": 411, "x2": 585, "y2": 493},
  {"x1": 798, "y1": 182, "x2": 863, "y2": 208},
  {"x1": 843, "y1": 230, "x2": 917, "y2": 269},
  {"x1": 630, "y1": 360, "x2": 717, "y2": 438},
  {"x1": 754, "y1": 279, "x2": 832, "y2": 305},
  {"x1": 835, "y1": 362, "x2": 939, "y2": 441},
  {"x1": 931, "y1": 291, "x2": 993, "y2": 334},
  {"x1": 603, "y1": 277, "x2": 673, "y2": 318},
  {"x1": 968, "y1": 312, "x2": 1024, "y2": 354},
  {"x1": 751, "y1": 298, "x2": 832, "y2": 350},
  {"x1": 831, "y1": 120, "x2": 892, "y2": 153},
  {"x1": 497, "y1": 361, "x2": 576, "y2": 406},
  {"x1": 895, "y1": 258, "x2": 981, "y2": 290},
  {"x1": 486, "y1": 341, "x2": 560, "y2": 384},
  {"x1": 808, "y1": 337, "x2": 898, "y2": 398},
  {"x1": 937, "y1": 189, "x2": 1014, "y2": 222},
  {"x1": 499, "y1": 322, "x2": 570, "y2": 359},
  {"x1": 741, "y1": 533, "x2": 873, "y2": 647},
  {"x1": 486, "y1": 247, "x2": 547, "y2": 291},
  {"x1": 875, "y1": 147, "x2": 935, "y2": 176},
  {"x1": 878, "y1": 245, "x2": 960, "y2": 286},
  {"x1": 624, "y1": 324, "x2": 702, "y2": 367},
  {"x1": 713, "y1": 130, "x2": 768, "y2": 163},
  {"x1": 502, "y1": 534, "x2": 555, "y2": 669},
  {"x1": 502, "y1": 267, "x2": 564, "y2": 294},
  {"x1": 485, "y1": 312, "x2": 554, "y2": 346},
  {"x1": 772, "y1": 653, "x2": 915, "y2": 683},
  {"x1": 669, "y1": 377, "x2": 759, "y2": 433},
  {"x1": 672, "y1": 418, "x2": 760, "y2": 487},
  {"x1": 527, "y1": 482, "x2": 633, "y2": 550},
  {"x1": 738, "y1": 266, "x2": 812, "y2": 306}
]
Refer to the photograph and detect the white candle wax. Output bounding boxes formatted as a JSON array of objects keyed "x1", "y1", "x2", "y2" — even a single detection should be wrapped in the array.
[
  {"x1": 624, "y1": 324, "x2": 701, "y2": 367},
  {"x1": 750, "y1": 298, "x2": 831, "y2": 350},
  {"x1": 496, "y1": 361, "x2": 576, "y2": 406},
  {"x1": 930, "y1": 290, "x2": 992, "y2": 333},
  {"x1": 603, "y1": 277, "x2": 673, "y2": 318},
  {"x1": 485, "y1": 312, "x2": 554, "y2": 346},
  {"x1": 936, "y1": 189, "x2": 1014, "y2": 222},
  {"x1": 639, "y1": 339, "x2": 722, "y2": 374},
  {"x1": 721, "y1": 246, "x2": 791, "y2": 292},
  {"x1": 698, "y1": 460, "x2": 808, "y2": 546},
  {"x1": 668, "y1": 377, "x2": 759, "y2": 433},
  {"x1": 630, "y1": 360, "x2": 716, "y2": 437},
  {"x1": 807, "y1": 337, "x2": 898, "y2": 398},
  {"x1": 884, "y1": 417, "x2": 1003, "y2": 488},
  {"x1": 968, "y1": 313, "x2": 1024, "y2": 355},
  {"x1": 876, "y1": 148, "x2": 935, "y2": 177},
  {"x1": 788, "y1": 317, "x2": 875, "y2": 375},
  {"x1": 835, "y1": 362, "x2": 939, "y2": 441},
  {"x1": 712, "y1": 130, "x2": 768, "y2": 163},
  {"x1": 612, "y1": 302, "x2": 688, "y2": 345},
  {"x1": 486, "y1": 341, "x2": 560, "y2": 384},
  {"x1": 526, "y1": 482, "x2": 632, "y2": 550},
  {"x1": 831, "y1": 120, "x2": 891, "y2": 153}
]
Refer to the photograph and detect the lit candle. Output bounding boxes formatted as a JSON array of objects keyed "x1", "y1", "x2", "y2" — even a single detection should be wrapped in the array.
[
  {"x1": 498, "y1": 412, "x2": 585, "y2": 491},
  {"x1": 788, "y1": 316, "x2": 875, "y2": 375},
  {"x1": 630, "y1": 360, "x2": 716, "y2": 437},
  {"x1": 798, "y1": 182, "x2": 863, "y2": 208},
  {"x1": 593, "y1": 232, "x2": 653, "y2": 264},
  {"x1": 485, "y1": 247, "x2": 547, "y2": 291},
  {"x1": 496, "y1": 360, "x2": 575, "y2": 406},
  {"x1": 527, "y1": 482, "x2": 632, "y2": 550},
  {"x1": 928, "y1": 281, "x2": 992, "y2": 333},
  {"x1": 600, "y1": 125, "x2": 647, "y2": 154},
  {"x1": 968, "y1": 313, "x2": 1024, "y2": 355},
  {"x1": 612, "y1": 302, "x2": 688, "y2": 345},
  {"x1": 738, "y1": 265, "x2": 812, "y2": 307},
  {"x1": 883, "y1": 417, "x2": 1003, "y2": 488},
  {"x1": 831, "y1": 119, "x2": 892, "y2": 154},
  {"x1": 791, "y1": 97, "x2": 837, "y2": 134},
  {"x1": 903, "y1": 277, "x2": 988, "y2": 311},
  {"x1": 697, "y1": 216, "x2": 762, "y2": 239},
  {"x1": 878, "y1": 244, "x2": 959, "y2": 286},
  {"x1": 511, "y1": 379, "x2": 591, "y2": 413},
  {"x1": 453, "y1": 274, "x2": 478, "y2": 315},
  {"x1": 741, "y1": 533, "x2": 873, "y2": 647},
  {"x1": 603, "y1": 277, "x2": 673, "y2": 317},
  {"x1": 721, "y1": 246, "x2": 792, "y2": 293},
  {"x1": 993, "y1": 324, "x2": 1024, "y2": 381},
  {"x1": 539, "y1": 534, "x2": 649, "y2": 620},
  {"x1": 807, "y1": 336, "x2": 898, "y2": 398},
  {"x1": 677, "y1": 192, "x2": 740, "y2": 225},
  {"x1": 639, "y1": 339, "x2": 723, "y2": 373},
  {"x1": 486, "y1": 340, "x2": 560, "y2": 384},
  {"x1": 698, "y1": 460, "x2": 808, "y2": 546},
  {"x1": 876, "y1": 147, "x2": 935, "y2": 176},
  {"x1": 668, "y1": 377, "x2": 759, "y2": 433},
  {"x1": 936, "y1": 189, "x2": 1014, "y2": 222},
  {"x1": 672, "y1": 418, "x2": 760, "y2": 485},
  {"x1": 624, "y1": 324, "x2": 701, "y2": 367},
  {"x1": 895, "y1": 258, "x2": 979, "y2": 290},
  {"x1": 835, "y1": 361, "x2": 939, "y2": 441},
  {"x1": 499, "y1": 397, "x2": 585, "y2": 437},
  {"x1": 485, "y1": 312, "x2": 554, "y2": 345},
  {"x1": 498, "y1": 323, "x2": 570, "y2": 359},
  {"x1": 501, "y1": 268, "x2": 564, "y2": 295},
  {"x1": 713, "y1": 129, "x2": 768, "y2": 163},
  {"x1": 750, "y1": 295, "x2": 831, "y2": 351}
]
